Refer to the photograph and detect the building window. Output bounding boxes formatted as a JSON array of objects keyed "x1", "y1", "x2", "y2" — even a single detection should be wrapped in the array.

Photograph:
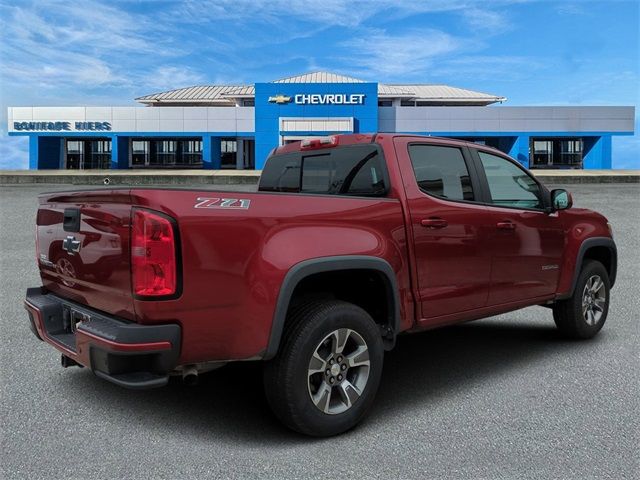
[
  {"x1": 400, "y1": 100, "x2": 416, "y2": 107},
  {"x1": 66, "y1": 140, "x2": 84, "y2": 169},
  {"x1": 378, "y1": 100, "x2": 392, "y2": 107},
  {"x1": 88, "y1": 140, "x2": 111, "y2": 169},
  {"x1": 182, "y1": 139, "x2": 202, "y2": 165},
  {"x1": 65, "y1": 139, "x2": 111, "y2": 169},
  {"x1": 131, "y1": 140, "x2": 150, "y2": 167},
  {"x1": 129, "y1": 138, "x2": 202, "y2": 168},
  {"x1": 242, "y1": 99, "x2": 255, "y2": 106},
  {"x1": 558, "y1": 139, "x2": 583, "y2": 166},
  {"x1": 530, "y1": 138, "x2": 583, "y2": 169},
  {"x1": 532, "y1": 140, "x2": 553, "y2": 167},
  {"x1": 221, "y1": 139, "x2": 237, "y2": 169},
  {"x1": 156, "y1": 140, "x2": 177, "y2": 166}
]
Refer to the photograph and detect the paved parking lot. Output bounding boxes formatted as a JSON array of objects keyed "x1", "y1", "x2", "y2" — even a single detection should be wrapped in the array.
[{"x1": 1, "y1": 183, "x2": 638, "y2": 479}]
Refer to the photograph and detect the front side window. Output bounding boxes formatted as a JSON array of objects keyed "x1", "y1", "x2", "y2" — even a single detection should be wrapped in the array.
[
  {"x1": 478, "y1": 151, "x2": 543, "y2": 209},
  {"x1": 408, "y1": 144, "x2": 474, "y2": 201}
]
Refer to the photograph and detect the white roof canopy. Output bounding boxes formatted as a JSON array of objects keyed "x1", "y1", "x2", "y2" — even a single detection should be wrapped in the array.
[{"x1": 136, "y1": 71, "x2": 506, "y2": 106}]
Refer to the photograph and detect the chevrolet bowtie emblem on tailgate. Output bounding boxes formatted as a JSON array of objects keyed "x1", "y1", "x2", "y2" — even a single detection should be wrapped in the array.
[
  {"x1": 268, "y1": 94, "x2": 292, "y2": 104},
  {"x1": 62, "y1": 235, "x2": 81, "y2": 255}
]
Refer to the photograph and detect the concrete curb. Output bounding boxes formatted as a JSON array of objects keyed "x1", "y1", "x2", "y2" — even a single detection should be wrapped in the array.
[
  {"x1": 0, "y1": 171, "x2": 261, "y2": 185},
  {"x1": 534, "y1": 175, "x2": 639, "y2": 185},
  {"x1": 0, "y1": 170, "x2": 638, "y2": 185}
]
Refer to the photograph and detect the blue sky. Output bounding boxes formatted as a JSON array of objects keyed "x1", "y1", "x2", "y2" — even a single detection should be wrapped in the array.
[{"x1": 0, "y1": 0, "x2": 638, "y2": 168}]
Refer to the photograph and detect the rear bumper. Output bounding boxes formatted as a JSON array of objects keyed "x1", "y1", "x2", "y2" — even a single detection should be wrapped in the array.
[{"x1": 25, "y1": 287, "x2": 181, "y2": 389}]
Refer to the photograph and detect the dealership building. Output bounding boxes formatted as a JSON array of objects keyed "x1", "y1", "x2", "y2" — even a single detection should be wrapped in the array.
[{"x1": 7, "y1": 71, "x2": 635, "y2": 170}]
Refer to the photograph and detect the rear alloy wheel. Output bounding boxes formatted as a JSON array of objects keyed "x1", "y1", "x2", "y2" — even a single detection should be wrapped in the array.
[
  {"x1": 553, "y1": 259, "x2": 610, "y2": 339},
  {"x1": 263, "y1": 300, "x2": 384, "y2": 437},
  {"x1": 307, "y1": 328, "x2": 371, "y2": 415}
]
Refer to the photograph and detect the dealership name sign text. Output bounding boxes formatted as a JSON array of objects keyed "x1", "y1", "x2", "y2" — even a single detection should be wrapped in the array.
[{"x1": 13, "y1": 122, "x2": 112, "y2": 132}]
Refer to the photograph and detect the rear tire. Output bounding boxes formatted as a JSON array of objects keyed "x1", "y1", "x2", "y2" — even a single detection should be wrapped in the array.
[
  {"x1": 263, "y1": 300, "x2": 384, "y2": 437},
  {"x1": 553, "y1": 259, "x2": 610, "y2": 339}
]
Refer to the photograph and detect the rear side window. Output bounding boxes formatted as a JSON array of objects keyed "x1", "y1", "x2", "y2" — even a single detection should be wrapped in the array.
[
  {"x1": 259, "y1": 144, "x2": 387, "y2": 196},
  {"x1": 408, "y1": 144, "x2": 474, "y2": 201}
]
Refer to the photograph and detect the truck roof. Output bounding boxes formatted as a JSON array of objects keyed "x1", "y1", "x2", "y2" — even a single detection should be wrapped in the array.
[{"x1": 271, "y1": 133, "x2": 503, "y2": 156}]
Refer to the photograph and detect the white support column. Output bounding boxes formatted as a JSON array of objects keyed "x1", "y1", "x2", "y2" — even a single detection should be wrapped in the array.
[{"x1": 236, "y1": 137, "x2": 244, "y2": 169}]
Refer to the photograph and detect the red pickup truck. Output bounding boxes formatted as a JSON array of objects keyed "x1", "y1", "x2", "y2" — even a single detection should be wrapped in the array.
[{"x1": 25, "y1": 134, "x2": 617, "y2": 436}]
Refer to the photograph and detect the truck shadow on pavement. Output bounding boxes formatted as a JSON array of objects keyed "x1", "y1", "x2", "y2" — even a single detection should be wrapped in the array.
[{"x1": 58, "y1": 315, "x2": 596, "y2": 444}]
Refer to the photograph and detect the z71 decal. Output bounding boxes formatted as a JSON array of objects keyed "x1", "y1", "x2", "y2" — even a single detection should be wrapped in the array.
[{"x1": 194, "y1": 197, "x2": 251, "y2": 210}]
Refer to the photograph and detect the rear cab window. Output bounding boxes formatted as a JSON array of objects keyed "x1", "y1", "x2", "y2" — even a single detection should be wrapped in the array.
[
  {"x1": 259, "y1": 144, "x2": 388, "y2": 196},
  {"x1": 408, "y1": 144, "x2": 475, "y2": 201}
]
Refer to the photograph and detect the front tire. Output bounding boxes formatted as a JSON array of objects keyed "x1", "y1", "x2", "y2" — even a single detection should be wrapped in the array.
[
  {"x1": 263, "y1": 300, "x2": 384, "y2": 437},
  {"x1": 553, "y1": 259, "x2": 610, "y2": 339}
]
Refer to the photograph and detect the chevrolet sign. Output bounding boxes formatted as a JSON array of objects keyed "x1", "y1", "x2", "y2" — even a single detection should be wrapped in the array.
[
  {"x1": 268, "y1": 93, "x2": 366, "y2": 105},
  {"x1": 268, "y1": 94, "x2": 292, "y2": 104},
  {"x1": 294, "y1": 94, "x2": 365, "y2": 105}
]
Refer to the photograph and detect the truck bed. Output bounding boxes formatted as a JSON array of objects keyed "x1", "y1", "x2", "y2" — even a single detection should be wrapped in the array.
[{"x1": 37, "y1": 187, "x2": 409, "y2": 364}]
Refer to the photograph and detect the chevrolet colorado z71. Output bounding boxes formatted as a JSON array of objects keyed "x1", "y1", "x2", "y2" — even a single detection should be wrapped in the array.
[{"x1": 25, "y1": 134, "x2": 617, "y2": 436}]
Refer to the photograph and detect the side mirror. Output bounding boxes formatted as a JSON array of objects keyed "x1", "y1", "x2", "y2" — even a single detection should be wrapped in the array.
[{"x1": 550, "y1": 189, "x2": 573, "y2": 211}]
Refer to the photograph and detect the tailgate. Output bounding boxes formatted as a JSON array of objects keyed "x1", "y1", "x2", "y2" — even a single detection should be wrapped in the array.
[{"x1": 37, "y1": 189, "x2": 136, "y2": 321}]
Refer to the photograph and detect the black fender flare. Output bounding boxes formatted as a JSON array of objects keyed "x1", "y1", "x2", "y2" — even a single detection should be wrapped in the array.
[
  {"x1": 566, "y1": 237, "x2": 617, "y2": 297},
  {"x1": 264, "y1": 255, "x2": 401, "y2": 360}
]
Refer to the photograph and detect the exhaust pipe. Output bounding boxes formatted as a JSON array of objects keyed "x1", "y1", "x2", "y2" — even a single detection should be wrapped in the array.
[{"x1": 182, "y1": 365, "x2": 198, "y2": 386}]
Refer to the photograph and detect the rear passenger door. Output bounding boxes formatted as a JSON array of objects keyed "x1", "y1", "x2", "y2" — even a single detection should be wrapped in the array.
[
  {"x1": 393, "y1": 138, "x2": 492, "y2": 323},
  {"x1": 471, "y1": 149, "x2": 565, "y2": 305}
]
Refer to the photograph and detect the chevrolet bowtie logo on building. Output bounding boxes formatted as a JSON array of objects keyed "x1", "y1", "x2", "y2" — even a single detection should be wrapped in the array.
[
  {"x1": 268, "y1": 94, "x2": 292, "y2": 104},
  {"x1": 62, "y1": 235, "x2": 81, "y2": 255}
]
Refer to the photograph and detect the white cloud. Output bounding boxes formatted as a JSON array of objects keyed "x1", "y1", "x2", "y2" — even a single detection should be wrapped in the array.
[
  {"x1": 554, "y1": 3, "x2": 587, "y2": 16},
  {"x1": 0, "y1": 135, "x2": 29, "y2": 170},
  {"x1": 341, "y1": 29, "x2": 465, "y2": 78},
  {"x1": 167, "y1": 0, "x2": 521, "y2": 37},
  {"x1": 171, "y1": 0, "x2": 417, "y2": 27},
  {"x1": 462, "y1": 8, "x2": 509, "y2": 32},
  {"x1": 142, "y1": 66, "x2": 209, "y2": 91},
  {"x1": 2, "y1": 55, "x2": 122, "y2": 89},
  {"x1": 0, "y1": 0, "x2": 168, "y2": 90},
  {"x1": 8, "y1": 0, "x2": 156, "y2": 53},
  {"x1": 430, "y1": 55, "x2": 543, "y2": 81}
]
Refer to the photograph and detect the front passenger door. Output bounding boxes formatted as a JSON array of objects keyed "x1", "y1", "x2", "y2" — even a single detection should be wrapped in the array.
[{"x1": 473, "y1": 150, "x2": 565, "y2": 305}]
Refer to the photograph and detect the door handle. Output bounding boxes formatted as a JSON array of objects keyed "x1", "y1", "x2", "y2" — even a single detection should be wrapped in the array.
[
  {"x1": 421, "y1": 218, "x2": 448, "y2": 229},
  {"x1": 496, "y1": 221, "x2": 516, "y2": 231}
]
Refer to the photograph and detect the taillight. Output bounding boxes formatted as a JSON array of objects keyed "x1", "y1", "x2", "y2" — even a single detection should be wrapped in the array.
[{"x1": 131, "y1": 209, "x2": 178, "y2": 297}]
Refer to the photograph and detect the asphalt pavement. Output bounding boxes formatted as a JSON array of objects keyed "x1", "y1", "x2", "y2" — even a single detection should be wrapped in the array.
[{"x1": 1, "y1": 183, "x2": 638, "y2": 479}]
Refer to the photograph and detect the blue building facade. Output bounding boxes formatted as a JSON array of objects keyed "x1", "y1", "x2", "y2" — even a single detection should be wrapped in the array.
[{"x1": 7, "y1": 72, "x2": 635, "y2": 170}]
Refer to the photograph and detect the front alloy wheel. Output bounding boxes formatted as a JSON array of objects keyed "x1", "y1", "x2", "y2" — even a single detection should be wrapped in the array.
[
  {"x1": 581, "y1": 275, "x2": 606, "y2": 326},
  {"x1": 553, "y1": 259, "x2": 610, "y2": 339}
]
